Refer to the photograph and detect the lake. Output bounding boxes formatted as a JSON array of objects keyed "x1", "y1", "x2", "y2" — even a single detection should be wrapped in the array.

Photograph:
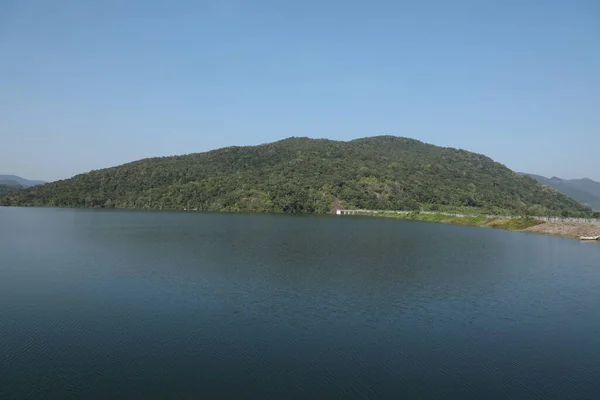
[{"x1": 1, "y1": 208, "x2": 600, "y2": 399}]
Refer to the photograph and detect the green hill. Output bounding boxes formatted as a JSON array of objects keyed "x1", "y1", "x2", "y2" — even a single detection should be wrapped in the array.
[{"x1": 0, "y1": 136, "x2": 592, "y2": 217}]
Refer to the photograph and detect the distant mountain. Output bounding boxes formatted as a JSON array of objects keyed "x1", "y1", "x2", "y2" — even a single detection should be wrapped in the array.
[
  {"x1": 565, "y1": 178, "x2": 600, "y2": 199},
  {"x1": 0, "y1": 181, "x2": 23, "y2": 196},
  {"x1": 0, "y1": 175, "x2": 45, "y2": 188},
  {"x1": 1, "y1": 136, "x2": 592, "y2": 217},
  {"x1": 525, "y1": 174, "x2": 600, "y2": 211}
]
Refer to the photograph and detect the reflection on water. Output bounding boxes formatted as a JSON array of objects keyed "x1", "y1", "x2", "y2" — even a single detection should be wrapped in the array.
[{"x1": 1, "y1": 208, "x2": 600, "y2": 399}]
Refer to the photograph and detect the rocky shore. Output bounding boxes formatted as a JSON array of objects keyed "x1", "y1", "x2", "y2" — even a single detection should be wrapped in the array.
[
  {"x1": 523, "y1": 221, "x2": 600, "y2": 240},
  {"x1": 355, "y1": 210, "x2": 600, "y2": 240}
]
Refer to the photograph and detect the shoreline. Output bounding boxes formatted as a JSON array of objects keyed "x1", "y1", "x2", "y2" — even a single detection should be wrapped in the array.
[
  {"x1": 354, "y1": 211, "x2": 600, "y2": 240},
  {"x1": 3, "y1": 205, "x2": 599, "y2": 240}
]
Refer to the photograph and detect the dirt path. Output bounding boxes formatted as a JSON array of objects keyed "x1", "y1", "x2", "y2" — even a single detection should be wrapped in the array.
[{"x1": 523, "y1": 222, "x2": 600, "y2": 239}]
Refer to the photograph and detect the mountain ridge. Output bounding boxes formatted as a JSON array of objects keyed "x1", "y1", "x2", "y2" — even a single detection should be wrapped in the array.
[
  {"x1": 1, "y1": 136, "x2": 592, "y2": 217},
  {"x1": 0, "y1": 175, "x2": 45, "y2": 196},
  {"x1": 0, "y1": 175, "x2": 46, "y2": 188},
  {"x1": 524, "y1": 174, "x2": 600, "y2": 211}
]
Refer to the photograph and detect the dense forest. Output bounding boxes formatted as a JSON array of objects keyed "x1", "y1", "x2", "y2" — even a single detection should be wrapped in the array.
[{"x1": 1, "y1": 136, "x2": 593, "y2": 217}]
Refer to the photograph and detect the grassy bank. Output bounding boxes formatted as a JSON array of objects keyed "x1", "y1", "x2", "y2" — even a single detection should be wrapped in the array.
[{"x1": 360, "y1": 211, "x2": 544, "y2": 231}]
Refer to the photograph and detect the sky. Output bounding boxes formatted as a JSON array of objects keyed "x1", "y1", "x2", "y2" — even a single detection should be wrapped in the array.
[{"x1": 1, "y1": 0, "x2": 598, "y2": 182}]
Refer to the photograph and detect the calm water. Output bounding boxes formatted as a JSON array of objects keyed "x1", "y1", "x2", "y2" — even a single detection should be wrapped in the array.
[{"x1": 1, "y1": 208, "x2": 600, "y2": 399}]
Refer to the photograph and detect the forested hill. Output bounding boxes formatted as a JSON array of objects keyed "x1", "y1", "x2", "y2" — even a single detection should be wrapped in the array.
[{"x1": 0, "y1": 136, "x2": 592, "y2": 217}]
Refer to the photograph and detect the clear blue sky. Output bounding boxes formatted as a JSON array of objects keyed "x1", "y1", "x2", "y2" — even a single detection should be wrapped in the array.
[{"x1": 1, "y1": 0, "x2": 598, "y2": 182}]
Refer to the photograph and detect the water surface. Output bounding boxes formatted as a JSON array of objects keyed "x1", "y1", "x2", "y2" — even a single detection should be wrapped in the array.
[{"x1": 1, "y1": 208, "x2": 600, "y2": 399}]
